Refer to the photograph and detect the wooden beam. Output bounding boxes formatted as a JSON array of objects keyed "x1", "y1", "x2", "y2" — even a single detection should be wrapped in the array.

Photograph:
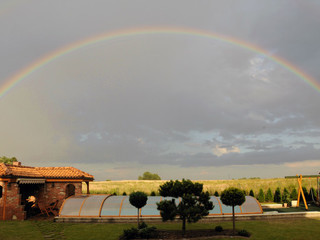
[{"x1": 2, "y1": 182, "x2": 8, "y2": 220}]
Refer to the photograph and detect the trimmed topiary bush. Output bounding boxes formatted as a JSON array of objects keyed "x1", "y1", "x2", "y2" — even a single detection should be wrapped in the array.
[
  {"x1": 129, "y1": 191, "x2": 148, "y2": 227},
  {"x1": 220, "y1": 187, "x2": 245, "y2": 236}
]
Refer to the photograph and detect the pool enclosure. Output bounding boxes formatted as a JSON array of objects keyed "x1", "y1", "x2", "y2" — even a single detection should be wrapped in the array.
[{"x1": 58, "y1": 195, "x2": 263, "y2": 218}]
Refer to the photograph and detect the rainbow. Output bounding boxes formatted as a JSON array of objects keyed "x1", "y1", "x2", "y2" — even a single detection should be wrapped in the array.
[{"x1": 1, "y1": 26, "x2": 320, "y2": 99}]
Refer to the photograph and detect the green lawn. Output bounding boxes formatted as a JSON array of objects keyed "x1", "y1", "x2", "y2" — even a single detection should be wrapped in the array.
[{"x1": 0, "y1": 218, "x2": 319, "y2": 240}]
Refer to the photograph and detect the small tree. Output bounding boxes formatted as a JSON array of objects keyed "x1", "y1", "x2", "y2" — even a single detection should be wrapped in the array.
[
  {"x1": 157, "y1": 179, "x2": 213, "y2": 234},
  {"x1": 274, "y1": 187, "x2": 282, "y2": 203},
  {"x1": 282, "y1": 188, "x2": 290, "y2": 204},
  {"x1": 220, "y1": 187, "x2": 246, "y2": 235},
  {"x1": 249, "y1": 189, "x2": 255, "y2": 197},
  {"x1": 265, "y1": 188, "x2": 273, "y2": 202},
  {"x1": 129, "y1": 191, "x2": 148, "y2": 227},
  {"x1": 290, "y1": 188, "x2": 298, "y2": 200},
  {"x1": 257, "y1": 189, "x2": 265, "y2": 203}
]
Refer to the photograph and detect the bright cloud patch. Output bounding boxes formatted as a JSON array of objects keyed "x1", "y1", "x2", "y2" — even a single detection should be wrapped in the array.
[
  {"x1": 284, "y1": 160, "x2": 320, "y2": 168},
  {"x1": 247, "y1": 55, "x2": 275, "y2": 83},
  {"x1": 212, "y1": 145, "x2": 240, "y2": 157}
]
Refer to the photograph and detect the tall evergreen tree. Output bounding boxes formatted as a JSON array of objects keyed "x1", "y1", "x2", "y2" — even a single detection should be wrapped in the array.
[
  {"x1": 274, "y1": 187, "x2": 282, "y2": 203},
  {"x1": 257, "y1": 189, "x2": 265, "y2": 202},
  {"x1": 265, "y1": 188, "x2": 273, "y2": 202}
]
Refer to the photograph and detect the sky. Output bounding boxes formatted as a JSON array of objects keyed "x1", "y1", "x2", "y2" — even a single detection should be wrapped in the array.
[{"x1": 0, "y1": 0, "x2": 320, "y2": 181}]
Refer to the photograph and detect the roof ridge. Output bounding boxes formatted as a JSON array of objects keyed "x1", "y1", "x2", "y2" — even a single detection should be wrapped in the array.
[{"x1": 0, "y1": 163, "x2": 10, "y2": 175}]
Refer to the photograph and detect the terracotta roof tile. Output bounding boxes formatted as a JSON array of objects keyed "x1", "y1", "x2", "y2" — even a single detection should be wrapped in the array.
[{"x1": 0, "y1": 164, "x2": 93, "y2": 180}]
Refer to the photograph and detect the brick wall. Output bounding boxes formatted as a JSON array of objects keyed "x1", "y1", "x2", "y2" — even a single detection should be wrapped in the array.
[
  {"x1": 0, "y1": 181, "x2": 82, "y2": 220},
  {"x1": 0, "y1": 181, "x2": 25, "y2": 220},
  {"x1": 41, "y1": 182, "x2": 82, "y2": 210}
]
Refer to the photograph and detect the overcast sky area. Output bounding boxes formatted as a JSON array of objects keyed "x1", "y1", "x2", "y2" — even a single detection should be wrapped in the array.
[{"x1": 1, "y1": 0, "x2": 320, "y2": 180}]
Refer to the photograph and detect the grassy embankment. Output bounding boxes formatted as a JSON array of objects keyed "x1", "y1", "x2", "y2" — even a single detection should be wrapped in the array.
[
  {"x1": 83, "y1": 178, "x2": 317, "y2": 196},
  {"x1": 1, "y1": 218, "x2": 320, "y2": 240}
]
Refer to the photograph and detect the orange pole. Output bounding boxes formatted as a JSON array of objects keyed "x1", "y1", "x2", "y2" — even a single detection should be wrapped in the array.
[
  {"x1": 2, "y1": 182, "x2": 8, "y2": 220},
  {"x1": 297, "y1": 175, "x2": 308, "y2": 210}
]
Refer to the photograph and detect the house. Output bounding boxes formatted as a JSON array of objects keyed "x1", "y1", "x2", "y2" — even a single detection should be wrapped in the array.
[{"x1": 0, "y1": 161, "x2": 94, "y2": 220}]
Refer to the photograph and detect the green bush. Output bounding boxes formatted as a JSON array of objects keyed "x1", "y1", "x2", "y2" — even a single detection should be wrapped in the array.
[
  {"x1": 309, "y1": 187, "x2": 316, "y2": 201},
  {"x1": 138, "y1": 222, "x2": 148, "y2": 229},
  {"x1": 257, "y1": 189, "x2": 265, "y2": 202},
  {"x1": 265, "y1": 188, "x2": 273, "y2": 202},
  {"x1": 238, "y1": 229, "x2": 250, "y2": 237},
  {"x1": 150, "y1": 191, "x2": 156, "y2": 196},
  {"x1": 215, "y1": 226, "x2": 223, "y2": 232},
  {"x1": 122, "y1": 192, "x2": 127, "y2": 196},
  {"x1": 123, "y1": 227, "x2": 139, "y2": 240},
  {"x1": 274, "y1": 187, "x2": 282, "y2": 203},
  {"x1": 139, "y1": 226, "x2": 157, "y2": 239},
  {"x1": 214, "y1": 191, "x2": 219, "y2": 197},
  {"x1": 302, "y1": 187, "x2": 310, "y2": 201},
  {"x1": 122, "y1": 223, "x2": 158, "y2": 240}
]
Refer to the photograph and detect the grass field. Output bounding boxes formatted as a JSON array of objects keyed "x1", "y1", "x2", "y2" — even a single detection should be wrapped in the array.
[
  {"x1": 83, "y1": 178, "x2": 318, "y2": 196},
  {"x1": 0, "y1": 218, "x2": 320, "y2": 240}
]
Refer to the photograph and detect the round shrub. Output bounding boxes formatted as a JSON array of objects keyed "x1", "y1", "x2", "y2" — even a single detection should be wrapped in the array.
[{"x1": 215, "y1": 226, "x2": 223, "y2": 232}]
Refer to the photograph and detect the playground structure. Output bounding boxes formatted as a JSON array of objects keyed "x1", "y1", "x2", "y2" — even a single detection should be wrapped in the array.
[{"x1": 285, "y1": 174, "x2": 320, "y2": 210}]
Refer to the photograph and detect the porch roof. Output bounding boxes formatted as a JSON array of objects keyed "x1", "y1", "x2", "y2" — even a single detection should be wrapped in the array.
[{"x1": 0, "y1": 163, "x2": 94, "y2": 181}]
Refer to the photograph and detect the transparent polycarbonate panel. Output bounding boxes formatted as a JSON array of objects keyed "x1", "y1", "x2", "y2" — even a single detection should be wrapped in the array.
[
  {"x1": 141, "y1": 196, "x2": 161, "y2": 216},
  {"x1": 100, "y1": 196, "x2": 125, "y2": 216},
  {"x1": 120, "y1": 197, "x2": 137, "y2": 216},
  {"x1": 241, "y1": 196, "x2": 262, "y2": 213},
  {"x1": 208, "y1": 196, "x2": 222, "y2": 215},
  {"x1": 217, "y1": 197, "x2": 241, "y2": 214},
  {"x1": 80, "y1": 195, "x2": 110, "y2": 216},
  {"x1": 59, "y1": 195, "x2": 87, "y2": 216}
]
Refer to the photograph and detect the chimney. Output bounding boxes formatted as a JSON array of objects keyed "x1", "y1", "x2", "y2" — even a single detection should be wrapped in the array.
[{"x1": 12, "y1": 161, "x2": 21, "y2": 166}]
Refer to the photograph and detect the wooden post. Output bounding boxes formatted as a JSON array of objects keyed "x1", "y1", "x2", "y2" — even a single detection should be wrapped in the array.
[
  {"x1": 86, "y1": 182, "x2": 90, "y2": 194},
  {"x1": 2, "y1": 182, "x2": 8, "y2": 220},
  {"x1": 317, "y1": 177, "x2": 319, "y2": 202}
]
